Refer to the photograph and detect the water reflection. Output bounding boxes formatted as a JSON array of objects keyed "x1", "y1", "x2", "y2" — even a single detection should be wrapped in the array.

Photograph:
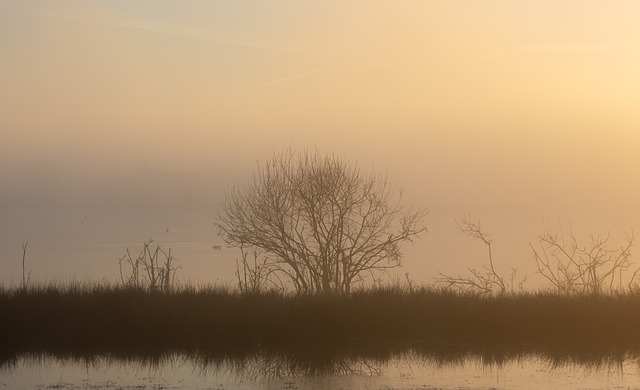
[
  {"x1": 3, "y1": 343, "x2": 640, "y2": 378},
  {"x1": 3, "y1": 345, "x2": 640, "y2": 389}
]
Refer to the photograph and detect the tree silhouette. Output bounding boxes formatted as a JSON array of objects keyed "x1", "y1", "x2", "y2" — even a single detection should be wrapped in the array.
[
  {"x1": 217, "y1": 149, "x2": 428, "y2": 294},
  {"x1": 530, "y1": 225, "x2": 636, "y2": 294}
]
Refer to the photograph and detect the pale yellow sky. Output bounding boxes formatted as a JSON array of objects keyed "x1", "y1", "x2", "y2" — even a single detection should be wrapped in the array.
[{"x1": 1, "y1": 1, "x2": 640, "y2": 285}]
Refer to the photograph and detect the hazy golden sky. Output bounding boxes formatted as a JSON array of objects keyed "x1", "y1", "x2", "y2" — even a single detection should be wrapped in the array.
[{"x1": 2, "y1": 1, "x2": 640, "y2": 284}]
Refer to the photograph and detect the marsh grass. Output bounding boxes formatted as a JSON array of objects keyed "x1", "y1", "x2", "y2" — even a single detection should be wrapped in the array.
[{"x1": 2, "y1": 282, "x2": 640, "y2": 369}]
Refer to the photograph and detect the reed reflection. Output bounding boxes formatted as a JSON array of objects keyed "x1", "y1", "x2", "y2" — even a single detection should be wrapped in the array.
[
  {"x1": 5, "y1": 285, "x2": 640, "y2": 380},
  {"x1": 3, "y1": 344, "x2": 640, "y2": 379}
]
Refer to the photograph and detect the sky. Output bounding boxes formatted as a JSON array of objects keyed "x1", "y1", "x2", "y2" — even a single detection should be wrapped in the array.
[{"x1": 1, "y1": 1, "x2": 640, "y2": 287}]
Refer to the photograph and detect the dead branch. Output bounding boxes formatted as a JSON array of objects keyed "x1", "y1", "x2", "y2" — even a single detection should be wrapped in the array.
[
  {"x1": 436, "y1": 212, "x2": 524, "y2": 295},
  {"x1": 530, "y1": 225, "x2": 635, "y2": 294}
]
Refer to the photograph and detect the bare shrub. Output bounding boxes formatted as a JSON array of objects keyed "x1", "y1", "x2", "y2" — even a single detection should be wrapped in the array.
[
  {"x1": 236, "y1": 245, "x2": 284, "y2": 294},
  {"x1": 435, "y1": 212, "x2": 525, "y2": 295},
  {"x1": 530, "y1": 225, "x2": 636, "y2": 294},
  {"x1": 118, "y1": 240, "x2": 180, "y2": 291}
]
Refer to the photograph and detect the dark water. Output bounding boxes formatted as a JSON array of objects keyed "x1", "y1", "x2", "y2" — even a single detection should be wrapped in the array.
[{"x1": 3, "y1": 347, "x2": 640, "y2": 389}]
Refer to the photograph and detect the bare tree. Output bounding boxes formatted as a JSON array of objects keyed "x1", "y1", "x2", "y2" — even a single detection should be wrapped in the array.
[
  {"x1": 530, "y1": 225, "x2": 636, "y2": 295},
  {"x1": 118, "y1": 240, "x2": 181, "y2": 291},
  {"x1": 436, "y1": 212, "x2": 524, "y2": 295},
  {"x1": 216, "y1": 149, "x2": 428, "y2": 295}
]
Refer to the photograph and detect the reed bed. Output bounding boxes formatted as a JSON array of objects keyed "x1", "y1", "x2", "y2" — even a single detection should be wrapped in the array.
[{"x1": 2, "y1": 283, "x2": 640, "y2": 360}]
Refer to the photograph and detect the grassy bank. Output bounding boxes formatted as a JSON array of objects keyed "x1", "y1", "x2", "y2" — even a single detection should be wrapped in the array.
[{"x1": 2, "y1": 283, "x2": 640, "y2": 362}]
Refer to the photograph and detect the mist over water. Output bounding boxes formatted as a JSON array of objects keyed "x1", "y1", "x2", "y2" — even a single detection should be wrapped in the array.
[
  {"x1": 1, "y1": 134, "x2": 639, "y2": 288},
  {"x1": 2, "y1": 126, "x2": 638, "y2": 289}
]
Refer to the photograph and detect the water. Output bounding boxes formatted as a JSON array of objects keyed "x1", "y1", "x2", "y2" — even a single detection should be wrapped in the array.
[
  {"x1": 3, "y1": 351, "x2": 640, "y2": 389},
  {"x1": 0, "y1": 208, "x2": 238, "y2": 287}
]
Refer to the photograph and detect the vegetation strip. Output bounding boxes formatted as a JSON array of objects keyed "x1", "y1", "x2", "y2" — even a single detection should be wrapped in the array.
[{"x1": 3, "y1": 284, "x2": 640, "y2": 356}]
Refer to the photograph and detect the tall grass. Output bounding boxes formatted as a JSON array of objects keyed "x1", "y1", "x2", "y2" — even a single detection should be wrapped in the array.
[{"x1": 2, "y1": 282, "x2": 640, "y2": 368}]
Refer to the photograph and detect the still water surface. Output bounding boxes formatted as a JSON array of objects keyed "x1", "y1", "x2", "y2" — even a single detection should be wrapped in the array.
[
  {"x1": 0, "y1": 209, "x2": 237, "y2": 287},
  {"x1": 3, "y1": 352, "x2": 640, "y2": 389}
]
